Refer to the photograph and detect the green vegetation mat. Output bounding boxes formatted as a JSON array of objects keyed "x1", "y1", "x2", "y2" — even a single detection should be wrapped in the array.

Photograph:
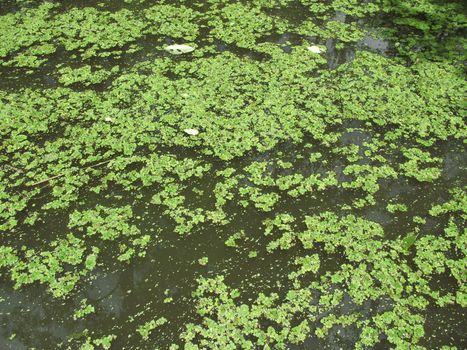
[{"x1": 0, "y1": 0, "x2": 465, "y2": 349}]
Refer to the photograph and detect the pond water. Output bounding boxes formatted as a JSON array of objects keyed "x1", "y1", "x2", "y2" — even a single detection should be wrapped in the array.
[{"x1": 0, "y1": 1, "x2": 465, "y2": 349}]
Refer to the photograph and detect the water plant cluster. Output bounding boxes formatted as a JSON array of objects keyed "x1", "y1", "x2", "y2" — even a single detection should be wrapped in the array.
[{"x1": 0, "y1": 0, "x2": 465, "y2": 349}]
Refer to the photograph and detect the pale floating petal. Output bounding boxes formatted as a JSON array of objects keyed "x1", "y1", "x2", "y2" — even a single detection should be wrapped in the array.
[
  {"x1": 184, "y1": 128, "x2": 199, "y2": 136},
  {"x1": 165, "y1": 44, "x2": 195, "y2": 55},
  {"x1": 307, "y1": 45, "x2": 324, "y2": 54}
]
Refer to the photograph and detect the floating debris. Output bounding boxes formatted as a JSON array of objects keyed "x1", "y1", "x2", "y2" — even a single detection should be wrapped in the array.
[
  {"x1": 165, "y1": 44, "x2": 195, "y2": 55},
  {"x1": 184, "y1": 128, "x2": 199, "y2": 136},
  {"x1": 307, "y1": 45, "x2": 324, "y2": 53}
]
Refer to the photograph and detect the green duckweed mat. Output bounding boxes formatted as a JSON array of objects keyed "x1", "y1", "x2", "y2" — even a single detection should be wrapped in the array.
[{"x1": 0, "y1": 0, "x2": 466, "y2": 349}]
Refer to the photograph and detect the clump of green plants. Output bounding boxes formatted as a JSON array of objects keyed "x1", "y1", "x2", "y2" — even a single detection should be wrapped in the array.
[
  {"x1": 58, "y1": 65, "x2": 118, "y2": 86},
  {"x1": 0, "y1": 234, "x2": 100, "y2": 297},
  {"x1": 73, "y1": 298, "x2": 95, "y2": 320},
  {"x1": 137, "y1": 317, "x2": 167, "y2": 340}
]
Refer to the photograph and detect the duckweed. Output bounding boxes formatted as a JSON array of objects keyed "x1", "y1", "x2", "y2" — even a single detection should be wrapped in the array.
[{"x1": 0, "y1": 0, "x2": 465, "y2": 349}]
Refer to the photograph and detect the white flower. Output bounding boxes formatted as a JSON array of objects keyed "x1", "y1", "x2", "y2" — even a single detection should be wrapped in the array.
[
  {"x1": 184, "y1": 128, "x2": 199, "y2": 136},
  {"x1": 165, "y1": 44, "x2": 195, "y2": 55},
  {"x1": 104, "y1": 117, "x2": 114, "y2": 122}
]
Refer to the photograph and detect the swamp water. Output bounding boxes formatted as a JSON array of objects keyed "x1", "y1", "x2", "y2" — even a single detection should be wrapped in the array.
[{"x1": 0, "y1": 0, "x2": 466, "y2": 349}]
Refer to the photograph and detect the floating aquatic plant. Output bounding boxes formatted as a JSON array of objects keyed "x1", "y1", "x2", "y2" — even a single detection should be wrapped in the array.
[{"x1": 0, "y1": 0, "x2": 465, "y2": 349}]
